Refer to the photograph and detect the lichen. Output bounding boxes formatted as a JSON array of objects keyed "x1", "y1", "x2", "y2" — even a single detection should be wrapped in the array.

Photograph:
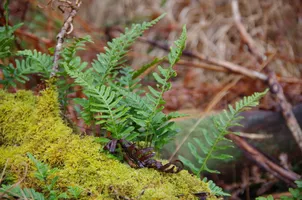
[{"x1": 0, "y1": 87, "x2": 218, "y2": 199}]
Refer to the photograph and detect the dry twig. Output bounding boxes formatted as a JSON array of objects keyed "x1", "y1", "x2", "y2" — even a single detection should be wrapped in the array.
[
  {"x1": 231, "y1": 0, "x2": 263, "y2": 61},
  {"x1": 51, "y1": 0, "x2": 82, "y2": 77},
  {"x1": 231, "y1": 0, "x2": 302, "y2": 152},
  {"x1": 226, "y1": 134, "x2": 300, "y2": 186},
  {"x1": 267, "y1": 71, "x2": 302, "y2": 151},
  {"x1": 229, "y1": 0, "x2": 302, "y2": 185},
  {"x1": 138, "y1": 36, "x2": 268, "y2": 81}
]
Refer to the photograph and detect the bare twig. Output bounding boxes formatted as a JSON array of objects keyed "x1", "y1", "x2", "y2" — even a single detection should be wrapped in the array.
[
  {"x1": 230, "y1": 0, "x2": 302, "y2": 152},
  {"x1": 239, "y1": 132, "x2": 273, "y2": 140},
  {"x1": 138, "y1": 36, "x2": 268, "y2": 81},
  {"x1": 190, "y1": 53, "x2": 268, "y2": 80},
  {"x1": 231, "y1": 0, "x2": 263, "y2": 61},
  {"x1": 226, "y1": 134, "x2": 300, "y2": 186},
  {"x1": 50, "y1": 1, "x2": 82, "y2": 77},
  {"x1": 267, "y1": 71, "x2": 302, "y2": 151},
  {"x1": 230, "y1": 0, "x2": 302, "y2": 185}
]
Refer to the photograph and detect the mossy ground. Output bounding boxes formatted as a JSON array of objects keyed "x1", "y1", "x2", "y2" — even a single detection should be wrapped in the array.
[{"x1": 0, "y1": 87, "x2": 218, "y2": 200}]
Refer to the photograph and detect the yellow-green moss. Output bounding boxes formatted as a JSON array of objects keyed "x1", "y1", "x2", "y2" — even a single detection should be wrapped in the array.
[{"x1": 0, "y1": 88, "x2": 218, "y2": 200}]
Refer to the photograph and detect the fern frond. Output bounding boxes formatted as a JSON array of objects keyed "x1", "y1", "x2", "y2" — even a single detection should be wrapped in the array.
[
  {"x1": 65, "y1": 66, "x2": 132, "y2": 138},
  {"x1": 0, "y1": 23, "x2": 22, "y2": 59},
  {"x1": 168, "y1": 25, "x2": 187, "y2": 66},
  {"x1": 0, "y1": 54, "x2": 49, "y2": 88},
  {"x1": 0, "y1": 23, "x2": 23, "y2": 87},
  {"x1": 179, "y1": 90, "x2": 268, "y2": 175},
  {"x1": 202, "y1": 177, "x2": 230, "y2": 197},
  {"x1": 60, "y1": 35, "x2": 92, "y2": 68},
  {"x1": 132, "y1": 57, "x2": 165, "y2": 79},
  {"x1": 16, "y1": 49, "x2": 53, "y2": 78},
  {"x1": 114, "y1": 86, "x2": 150, "y2": 112},
  {"x1": 0, "y1": 185, "x2": 46, "y2": 199},
  {"x1": 92, "y1": 14, "x2": 164, "y2": 85},
  {"x1": 0, "y1": 49, "x2": 53, "y2": 88},
  {"x1": 256, "y1": 196, "x2": 274, "y2": 200},
  {"x1": 116, "y1": 67, "x2": 142, "y2": 92},
  {"x1": 56, "y1": 36, "x2": 91, "y2": 108},
  {"x1": 148, "y1": 26, "x2": 187, "y2": 114},
  {"x1": 0, "y1": 37, "x2": 13, "y2": 59},
  {"x1": 138, "y1": 26, "x2": 186, "y2": 149},
  {"x1": 73, "y1": 98, "x2": 94, "y2": 125}
]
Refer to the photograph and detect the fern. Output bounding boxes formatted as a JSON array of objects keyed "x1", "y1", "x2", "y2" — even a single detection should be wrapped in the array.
[
  {"x1": 65, "y1": 66, "x2": 134, "y2": 138},
  {"x1": 256, "y1": 196, "x2": 275, "y2": 200},
  {"x1": 0, "y1": 30, "x2": 15, "y2": 59},
  {"x1": 0, "y1": 2, "x2": 23, "y2": 87},
  {"x1": 60, "y1": 36, "x2": 92, "y2": 65},
  {"x1": 179, "y1": 89, "x2": 268, "y2": 175},
  {"x1": 64, "y1": 16, "x2": 171, "y2": 140},
  {"x1": 142, "y1": 26, "x2": 187, "y2": 149},
  {"x1": 202, "y1": 177, "x2": 230, "y2": 197},
  {"x1": 92, "y1": 14, "x2": 165, "y2": 85},
  {"x1": 0, "y1": 50, "x2": 53, "y2": 88},
  {"x1": 58, "y1": 36, "x2": 92, "y2": 108},
  {"x1": 0, "y1": 184, "x2": 46, "y2": 200},
  {"x1": 0, "y1": 0, "x2": 23, "y2": 59},
  {"x1": 132, "y1": 57, "x2": 165, "y2": 80},
  {"x1": 256, "y1": 180, "x2": 302, "y2": 200},
  {"x1": 17, "y1": 49, "x2": 54, "y2": 77},
  {"x1": 117, "y1": 67, "x2": 142, "y2": 92},
  {"x1": 0, "y1": 153, "x2": 83, "y2": 199},
  {"x1": 148, "y1": 26, "x2": 186, "y2": 113},
  {"x1": 107, "y1": 26, "x2": 187, "y2": 149}
]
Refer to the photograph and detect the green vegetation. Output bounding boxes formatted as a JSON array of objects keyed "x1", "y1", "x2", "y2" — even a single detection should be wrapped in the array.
[
  {"x1": 0, "y1": 1, "x2": 271, "y2": 199},
  {"x1": 0, "y1": 88, "x2": 214, "y2": 199},
  {"x1": 179, "y1": 90, "x2": 268, "y2": 175},
  {"x1": 256, "y1": 180, "x2": 302, "y2": 200}
]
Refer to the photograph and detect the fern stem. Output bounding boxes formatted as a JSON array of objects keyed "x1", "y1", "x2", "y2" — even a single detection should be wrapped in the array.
[{"x1": 197, "y1": 121, "x2": 230, "y2": 175}]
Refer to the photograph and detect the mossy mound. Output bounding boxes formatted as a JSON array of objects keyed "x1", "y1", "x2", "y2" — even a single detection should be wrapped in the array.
[{"x1": 0, "y1": 87, "x2": 218, "y2": 200}]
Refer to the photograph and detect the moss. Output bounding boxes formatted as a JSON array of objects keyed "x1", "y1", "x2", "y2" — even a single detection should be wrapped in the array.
[{"x1": 0, "y1": 88, "x2": 219, "y2": 200}]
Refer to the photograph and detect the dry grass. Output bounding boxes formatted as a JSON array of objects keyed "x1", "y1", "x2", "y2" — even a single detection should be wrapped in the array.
[{"x1": 79, "y1": 0, "x2": 301, "y2": 81}]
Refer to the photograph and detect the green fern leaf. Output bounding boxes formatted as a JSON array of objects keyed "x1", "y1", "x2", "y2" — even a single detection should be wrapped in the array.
[
  {"x1": 168, "y1": 25, "x2": 187, "y2": 66},
  {"x1": 132, "y1": 57, "x2": 165, "y2": 79},
  {"x1": 61, "y1": 35, "x2": 92, "y2": 63},
  {"x1": 202, "y1": 177, "x2": 230, "y2": 196},
  {"x1": 0, "y1": 23, "x2": 23, "y2": 59},
  {"x1": 92, "y1": 14, "x2": 164, "y2": 85},
  {"x1": 16, "y1": 49, "x2": 53, "y2": 77},
  {"x1": 0, "y1": 185, "x2": 46, "y2": 200},
  {"x1": 179, "y1": 90, "x2": 268, "y2": 176},
  {"x1": 65, "y1": 66, "x2": 132, "y2": 138},
  {"x1": 178, "y1": 155, "x2": 199, "y2": 174}
]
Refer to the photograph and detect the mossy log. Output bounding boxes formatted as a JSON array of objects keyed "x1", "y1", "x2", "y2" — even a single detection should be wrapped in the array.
[{"x1": 0, "y1": 87, "x2": 218, "y2": 200}]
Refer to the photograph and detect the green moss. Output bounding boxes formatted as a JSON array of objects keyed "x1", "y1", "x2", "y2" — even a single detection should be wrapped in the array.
[{"x1": 0, "y1": 88, "x2": 218, "y2": 199}]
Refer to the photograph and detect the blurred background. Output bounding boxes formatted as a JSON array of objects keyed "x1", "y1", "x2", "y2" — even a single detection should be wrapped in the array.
[{"x1": 2, "y1": 0, "x2": 302, "y2": 199}]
